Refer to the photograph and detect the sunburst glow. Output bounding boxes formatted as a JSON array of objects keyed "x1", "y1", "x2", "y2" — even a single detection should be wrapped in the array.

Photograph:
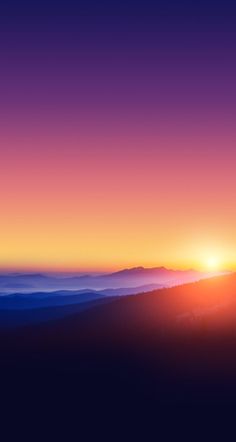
[{"x1": 205, "y1": 256, "x2": 221, "y2": 271}]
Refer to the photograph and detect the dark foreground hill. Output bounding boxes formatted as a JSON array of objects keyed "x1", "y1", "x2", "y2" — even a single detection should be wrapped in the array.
[{"x1": 1, "y1": 273, "x2": 236, "y2": 434}]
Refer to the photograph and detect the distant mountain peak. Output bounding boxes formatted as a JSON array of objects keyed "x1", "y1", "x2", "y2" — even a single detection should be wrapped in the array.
[{"x1": 107, "y1": 266, "x2": 170, "y2": 277}]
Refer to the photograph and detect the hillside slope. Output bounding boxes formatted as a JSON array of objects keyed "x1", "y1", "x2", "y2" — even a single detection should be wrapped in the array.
[{"x1": 2, "y1": 273, "x2": 236, "y2": 411}]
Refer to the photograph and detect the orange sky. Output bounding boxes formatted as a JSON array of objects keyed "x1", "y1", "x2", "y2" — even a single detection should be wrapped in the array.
[
  {"x1": 1, "y1": 10, "x2": 236, "y2": 272},
  {"x1": 1, "y1": 133, "x2": 236, "y2": 271}
]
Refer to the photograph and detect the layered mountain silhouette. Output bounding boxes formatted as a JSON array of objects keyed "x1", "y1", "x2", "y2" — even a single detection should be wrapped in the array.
[
  {"x1": 0, "y1": 267, "x2": 215, "y2": 327},
  {"x1": 0, "y1": 284, "x2": 160, "y2": 327},
  {"x1": 0, "y1": 266, "x2": 211, "y2": 293},
  {"x1": 1, "y1": 273, "x2": 236, "y2": 417},
  {"x1": 5, "y1": 271, "x2": 235, "y2": 337}
]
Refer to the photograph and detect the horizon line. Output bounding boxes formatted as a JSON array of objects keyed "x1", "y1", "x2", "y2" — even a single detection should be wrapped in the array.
[{"x1": 0, "y1": 264, "x2": 232, "y2": 274}]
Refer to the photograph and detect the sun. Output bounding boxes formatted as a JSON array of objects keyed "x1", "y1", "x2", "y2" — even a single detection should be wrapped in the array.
[{"x1": 205, "y1": 256, "x2": 221, "y2": 271}]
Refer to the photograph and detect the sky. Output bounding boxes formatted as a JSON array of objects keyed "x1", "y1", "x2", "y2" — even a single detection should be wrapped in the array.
[{"x1": 0, "y1": 1, "x2": 236, "y2": 271}]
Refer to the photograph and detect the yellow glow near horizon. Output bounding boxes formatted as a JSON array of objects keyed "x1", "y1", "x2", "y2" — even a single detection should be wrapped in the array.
[
  {"x1": 205, "y1": 255, "x2": 221, "y2": 271},
  {"x1": 1, "y1": 137, "x2": 236, "y2": 272}
]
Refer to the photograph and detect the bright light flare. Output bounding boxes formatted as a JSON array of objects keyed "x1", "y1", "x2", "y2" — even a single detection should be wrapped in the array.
[{"x1": 205, "y1": 256, "x2": 221, "y2": 271}]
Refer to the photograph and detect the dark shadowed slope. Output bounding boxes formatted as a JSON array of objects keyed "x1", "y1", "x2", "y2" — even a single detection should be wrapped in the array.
[
  {"x1": 11, "y1": 272, "x2": 236, "y2": 342},
  {"x1": 2, "y1": 273, "x2": 236, "y2": 419},
  {"x1": 0, "y1": 284, "x2": 163, "y2": 327},
  {"x1": 2, "y1": 273, "x2": 236, "y2": 365}
]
